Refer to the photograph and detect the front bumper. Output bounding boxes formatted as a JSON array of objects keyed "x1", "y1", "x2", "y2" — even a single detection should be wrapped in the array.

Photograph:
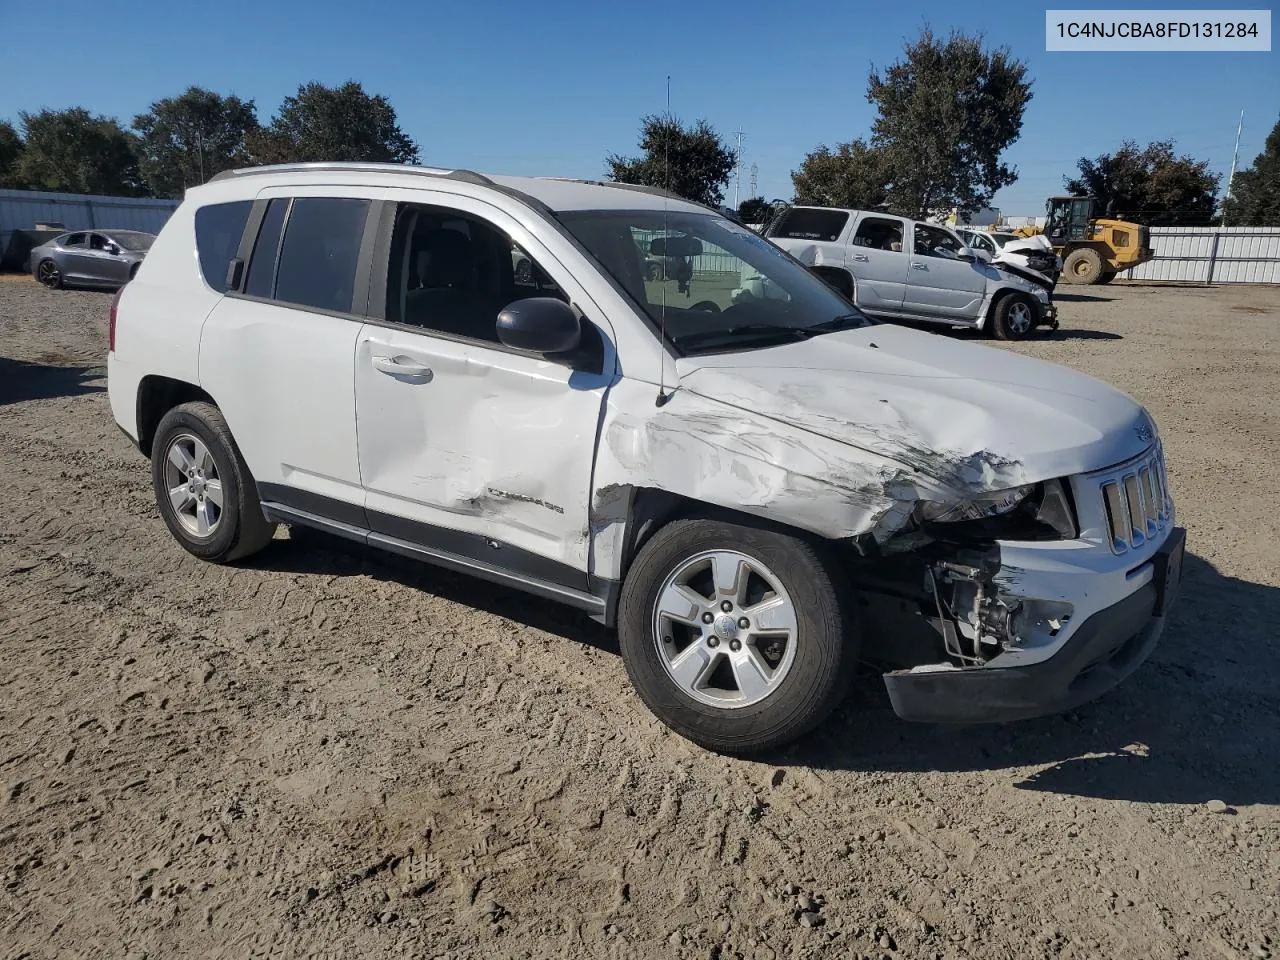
[{"x1": 884, "y1": 526, "x2": 1185, "y2": 723}]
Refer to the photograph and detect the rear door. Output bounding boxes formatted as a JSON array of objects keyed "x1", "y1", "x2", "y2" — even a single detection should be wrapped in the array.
[
  {"x1": 846, "y1": 215, "x2": 908, "y2": 311},
  {"x1": 198, "y1": 186, "x2": 382, "y2": 520},
  {"x1": 60, "y1": 232, "x2": 93, "y2": 280},
  {"x1": 902, "y1": 222, "x2": 987, "y2": 321}
]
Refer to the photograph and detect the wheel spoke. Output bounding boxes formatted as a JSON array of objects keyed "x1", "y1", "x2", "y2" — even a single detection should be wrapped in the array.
[
  {"x1": 710, "y1": 553, "x2": 748, "y2": 602},
  {"x1": 655, "y1": 582, "x2": 706, "y2": 625},
  {"x1": 192, "y1": 438, "x2": 213, "y2": 473},
  {"x1": 743, "y1": 595, "x2": 796, "y2": 635},
  {"x1": 168, "y1": 483, "x2": 192, "y2": 512},
  {"x1": 203, "y1": 478, "x2": 224, "y2": 509},
  {"x1": 667, "y1": 643, "x2": 719, "y2": 693},
  {"x1": 167, "y1": 441, "x2": 195, "y2": 474},
  {"x1": 731, "y1": 647, "x2": 774, "y2": 702},
  {"x1": 195, "y1": 499, "x2": 213, "y2": 536}
]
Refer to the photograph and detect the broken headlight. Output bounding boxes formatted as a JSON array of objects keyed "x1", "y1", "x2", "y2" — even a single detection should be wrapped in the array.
[
  {"x1": 916, "y1": 479, "x2": 1078, "y2": 540},
  {"x1": 916, "y1": 485, "x2": 1034, "y2": 523}
]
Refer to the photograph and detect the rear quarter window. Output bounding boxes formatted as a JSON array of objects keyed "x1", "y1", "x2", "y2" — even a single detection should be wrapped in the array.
[
  {"x1": 767, "y1": 209, "x2": 850, "y2": 242},
  {"x1": 194, "y1": 201, "x2": 252, "y2": 292}
]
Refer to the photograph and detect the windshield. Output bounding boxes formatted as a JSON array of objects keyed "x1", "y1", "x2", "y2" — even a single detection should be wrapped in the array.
[
  {"x1": 556, "y1": 210, "x2": 874, "y2": 355},
  {"x1": 991, "y1": 232, "x2": 1020, "y2": 248},
  {"x1": 111, "y1": 231, "x2": 155, "y2": 252}
]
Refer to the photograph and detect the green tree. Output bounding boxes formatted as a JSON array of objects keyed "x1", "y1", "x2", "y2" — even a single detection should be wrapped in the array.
[
  {"x1": 0, "y1": 120, "x2": 23, "y2": 188},
  {"x1": 16, "y1": 108, "x2": 143, "y2": 195},
  {"x1": 791, "y1": 138, "x2": 889, "y2": 209},
  {"x1": 1222, "y1": 119, "x2": 1280, "y2": 227},
  {"x1": 1065, "y1": 140, "x2": 1220, "y2": 225},
  {"x1": 246, "y1": 81, "x2": 419, "y2": 165},
  {"x1": 606, "y1": 115, "x2": 737, "y2": 207},
  {"x1": 133, "y1": 87, "x2": 259, "y2": 197},
  {"x1": 865, "y1": 28, "x2": 1032, "y2": 218},
  {"x1": 737, "y1": 196, "x2": 774, "y2": 224}
]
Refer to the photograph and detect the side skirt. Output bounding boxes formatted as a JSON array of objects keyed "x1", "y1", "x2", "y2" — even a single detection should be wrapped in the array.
[{"x1": 259, "y1": 498, "x2": 616, "y2": 624}]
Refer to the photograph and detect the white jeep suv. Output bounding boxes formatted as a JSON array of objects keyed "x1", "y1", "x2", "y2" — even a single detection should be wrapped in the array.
[{"x1": 107, "y1": 162, "x2": 1184, "y2": 754}]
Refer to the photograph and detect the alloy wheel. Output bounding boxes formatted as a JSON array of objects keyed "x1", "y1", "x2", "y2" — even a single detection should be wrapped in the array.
[{"x1": 651, "y1": 550, "x2": 799, "y2": 708}]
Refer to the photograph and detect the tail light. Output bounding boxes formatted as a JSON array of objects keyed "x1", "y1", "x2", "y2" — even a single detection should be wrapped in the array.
[{"x1": 109, "y1": 287, "x2": 123, "y2": 353}]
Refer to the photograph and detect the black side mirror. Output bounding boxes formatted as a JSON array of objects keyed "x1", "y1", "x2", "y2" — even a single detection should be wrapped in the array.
[{"x1": 496, "y1": 297, "x2": 581, "y2": 354}]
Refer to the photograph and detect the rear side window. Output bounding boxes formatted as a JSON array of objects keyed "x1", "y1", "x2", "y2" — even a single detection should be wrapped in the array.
[
  {"x1": 767, "y1": 208, "x2": 849, "y2": 242},
  {"x1": 272, "y1": 198, "x2": 370, "y2": 314},
  {"x1": 245, "y1": 199, "x2": 288, "y2": 299},
  {"x1": 194, "y1": 201, "x2": 252, "y2": 292}
]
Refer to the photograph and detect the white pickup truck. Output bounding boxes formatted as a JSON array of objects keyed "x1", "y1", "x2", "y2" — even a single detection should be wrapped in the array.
[{"x1": 759, "y1": 206, "x2": 1057, "y2": 340}]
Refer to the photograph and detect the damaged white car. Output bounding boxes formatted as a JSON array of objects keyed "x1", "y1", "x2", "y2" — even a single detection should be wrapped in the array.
[
  {"x1": 762, "y1": 206, "x2": 1058, "y2": 339},
  {"x1": 956, "y1": 227, "x2": 1062, "y2": 292},
  {"x1": 107, "y1": 163, "x2": 1185, "y2": 755}
]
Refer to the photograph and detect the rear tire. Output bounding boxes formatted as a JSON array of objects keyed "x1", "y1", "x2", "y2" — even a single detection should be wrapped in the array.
[
  {"x1": 151, "y1": 401, "x2": 277, "y2": 563},
  {"x1": 990, "y1": 292, "x2": 1037, "y2": 340},
  {"x1": 36, "y1": 259, "x2": 62, "y2": 289},
  {"x1": 617, "y1": 517, "x2": 856, "y2": 754},
  {"x1": 1097, "y1": 270, "x2": 1116, "y2": 284},
  {"x1": 1062, "y1": 247, "x2": 1104, "y2": 284}
]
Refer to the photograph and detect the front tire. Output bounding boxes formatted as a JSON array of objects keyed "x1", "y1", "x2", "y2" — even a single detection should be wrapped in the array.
[
  {"x1": 1062, "y1": 247, "x2": 1104, "y2": 284},
  {"x1": 617, "y1": 517, "x2": 856, "y2": 754},
  {"x1": 151, "y1": 401, "x2": 277, "y2": 563},
  {"x1": 990, "y1": 292, "x2": 1037, "y2": 340}
]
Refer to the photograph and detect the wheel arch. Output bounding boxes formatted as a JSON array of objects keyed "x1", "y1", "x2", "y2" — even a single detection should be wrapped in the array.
[
  {"x1": 136, "y1": 375, "x2": 218, "y2": 457},
  {"x1": 808, "y1": 265, "x2": 855, "y2": 301}
]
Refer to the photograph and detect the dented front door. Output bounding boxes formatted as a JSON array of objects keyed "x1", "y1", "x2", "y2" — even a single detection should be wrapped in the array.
[{"x1": 354, "y1": 326, "x2": 607, "y2": 580}]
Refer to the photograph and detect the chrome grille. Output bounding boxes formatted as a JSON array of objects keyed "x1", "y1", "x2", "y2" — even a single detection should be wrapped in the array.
[{"x1": 1100, "y1": 445, "x2": 1171, "y2": 554}]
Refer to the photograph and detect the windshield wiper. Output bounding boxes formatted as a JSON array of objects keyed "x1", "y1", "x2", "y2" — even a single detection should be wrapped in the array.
[
  {"x1": 803, "y1": 313, "x2": 875, "y2": 334},
  {"x1": 674, "y1": 323, "x2": 814, "y2": 350}
]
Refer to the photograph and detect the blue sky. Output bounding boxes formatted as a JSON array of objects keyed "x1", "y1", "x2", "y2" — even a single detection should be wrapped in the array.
[{"x1": 1, "y1": 1, "x2": 1275, "y2": 215}]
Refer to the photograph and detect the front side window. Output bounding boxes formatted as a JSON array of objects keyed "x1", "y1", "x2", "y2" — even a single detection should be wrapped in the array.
[
  {"x1": 90, "y1": 233, "x2": 112, "y2": 252},
  {"x1": 558, "y1": 209, "x2": 873, "y2": 356},
  {"x1": 194, "y1": 200, "x2": 252, "y2": 293},
  {"x1": 272, "y1": 198, "x2": 370, "y2": 313},
  {"x1": 913, "y1": 224, "x2": 964, "y2": 259},
  {"x1": 384, "y1": 203, "x2": 567, "y2": 343}
]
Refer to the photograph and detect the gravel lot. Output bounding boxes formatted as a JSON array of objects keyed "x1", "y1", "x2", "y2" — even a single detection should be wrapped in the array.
[{"x1": 1, "y1": 275, "x2": 1278, "y2": 960}]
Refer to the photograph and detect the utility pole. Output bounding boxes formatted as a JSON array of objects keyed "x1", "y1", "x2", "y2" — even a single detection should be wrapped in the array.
[
  {"x1": 734, "y1": 130, "x2": 745, "y2": 209},
  {"x1": 1221, "y1": 109, "x2": 1245, "y2": 227}
]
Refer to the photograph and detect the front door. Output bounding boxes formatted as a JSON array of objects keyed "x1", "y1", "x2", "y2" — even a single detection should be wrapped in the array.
[
  {"x1": 354, "y1": 194, "x2": 614, "y2": 587},
  {"x1": 846, "y1": 215, "x2": 909, "y2": 311},
  {"x1": 902, "y1": 223, "x2": 988, "y2": 321},
  {"x1": 88, "y1": 233, "x2": 132, "y2": 285}
]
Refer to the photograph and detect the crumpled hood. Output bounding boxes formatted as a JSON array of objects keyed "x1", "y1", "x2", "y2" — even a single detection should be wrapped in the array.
[{"x1": 676, "y1": 323, "x2": 1154, "y2": 492}]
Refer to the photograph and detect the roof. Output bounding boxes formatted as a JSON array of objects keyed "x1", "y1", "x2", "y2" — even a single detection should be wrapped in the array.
[{"x1": 204, "y1": 162, "x2": 711, "y2": 215}]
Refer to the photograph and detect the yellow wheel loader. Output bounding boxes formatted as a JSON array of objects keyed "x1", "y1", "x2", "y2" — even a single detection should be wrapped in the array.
[{"x1": 1012, "y1": 196, "x2": 1154, "y2": 285}]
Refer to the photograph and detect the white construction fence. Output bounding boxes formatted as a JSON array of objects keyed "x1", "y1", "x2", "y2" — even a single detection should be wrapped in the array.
[{"x1": 1127, "y1": 226, "x2": 1280, "y2": 284}]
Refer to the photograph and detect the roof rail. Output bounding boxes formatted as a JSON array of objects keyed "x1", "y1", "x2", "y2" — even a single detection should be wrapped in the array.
[
  {"x1": 208, "y1": 162, "x2": 497, "y2": 187},
  {"x1": 535, "y1": 176, "x2": 690, "y2": 206}
]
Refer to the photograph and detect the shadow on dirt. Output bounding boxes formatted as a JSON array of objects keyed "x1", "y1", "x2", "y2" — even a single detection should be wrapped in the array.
[
  {"x1": 254, "y1": 530, "x2": 1278, "y2": 806},
  {"x1": 0, "y1": 357, "x2": 106, "y2": 406},
  {"x1": 253, "y1": 527, "x2": 619, "y2": 655},
  {"x1": 1042, "y1": 328, "x2": 1124, "y2": 341},
  {"x1": 1052, "y1": 293, "x2": 1116, "y2": 303},
  {"x1": 789, "y1": 552, "x2": 1280, "y2": 806}
]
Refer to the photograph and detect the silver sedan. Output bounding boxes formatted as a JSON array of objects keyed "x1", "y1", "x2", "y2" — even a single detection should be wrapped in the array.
[{"x1": 27, "y1": 229, "x2": 155, "y2": 289}]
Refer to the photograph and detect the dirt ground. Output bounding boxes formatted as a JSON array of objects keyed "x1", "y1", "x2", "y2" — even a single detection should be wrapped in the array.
[{"x1": 1, "y1": 276, "x2": 1277, "y2": 960}]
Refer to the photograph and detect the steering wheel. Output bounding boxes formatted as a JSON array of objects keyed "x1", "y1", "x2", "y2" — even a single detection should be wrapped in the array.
[{"x1": 690, "y1": 300, "x2": 721, "y2": 313}]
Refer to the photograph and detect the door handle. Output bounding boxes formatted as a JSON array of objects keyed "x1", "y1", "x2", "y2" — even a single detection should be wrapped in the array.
[
  {"x1": 911, "y1": 263, "x2": 928, "y2": 270},
  {"x1": 852, "y1": 254, "x2": 870, "y2": 262},
  {"x1": 372, "y1": 355, "x2": 433, "y2": 380}
]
